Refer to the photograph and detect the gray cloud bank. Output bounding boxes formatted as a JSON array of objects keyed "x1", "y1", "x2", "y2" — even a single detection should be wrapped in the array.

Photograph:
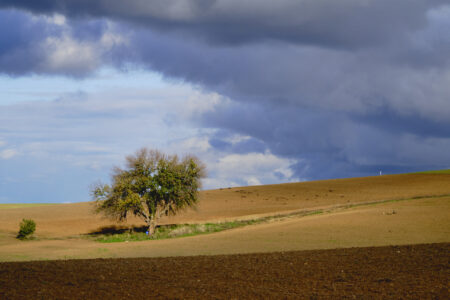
[
  {"x1": 0, "y1": 0, "x2": 448, "y2": 47},
  {"x1": 1, "y1": 0, "x2": 449, "y2": 180}
]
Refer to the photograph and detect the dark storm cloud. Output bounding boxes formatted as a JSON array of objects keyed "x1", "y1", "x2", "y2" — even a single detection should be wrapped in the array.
[
  {"x1": 202, "y1": 101, "x2": 450, "y2": 179},
  {"x1": 209, "y1": 132, "x2": 267, "y2": 154},
  {"x1": 1, "y1": 1, "x2": 449, "y2": 180},
  {"x1": 0, "y1": 10, "x2": 50, "y2": 75},
  {"x1": 0, "y1": 0, "x2": 447, "y2": 47},
  {"x1": 0, "y1": 9, "x2": 127, "y2": 76},
  {"x1": 351, "y1": 107, "x2": 450, "y2": 139},
  {"x1": 129, "y1": 26, "x2": 450, "y2": 120}
]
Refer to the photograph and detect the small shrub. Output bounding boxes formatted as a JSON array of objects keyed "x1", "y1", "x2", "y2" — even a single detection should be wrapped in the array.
[{"x1": 17, "y1": 219, "x2": 36, "y2": 240}]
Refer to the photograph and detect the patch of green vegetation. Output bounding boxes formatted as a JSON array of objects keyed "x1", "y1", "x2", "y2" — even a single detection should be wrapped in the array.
[
  {"x1": 93, "y1": 220, "x2": 260, "y2": 243},
  {"x1": 10, "y1": 254, "x2": 31, "y2": 260},
  {"x1": 89, "y1": 193, "x2": 450, "y2": 244},
  {"x1": 91, "y1": 209, "x2": 326, "y2": 243},
  {"x1": 413, "y1": 169, "x2": 450, "y2": 175},
  {"x1": 0, "y1": 203, "x2": 60, "y2": 209},
  {"x1": 17, "y1": 219, "x2": 36, "y2": 240}
]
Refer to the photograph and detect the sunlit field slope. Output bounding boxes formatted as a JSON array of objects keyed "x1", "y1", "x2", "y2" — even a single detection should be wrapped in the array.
[{"x1": 0, "y1": 172, "x2": 449, "y2": 261}]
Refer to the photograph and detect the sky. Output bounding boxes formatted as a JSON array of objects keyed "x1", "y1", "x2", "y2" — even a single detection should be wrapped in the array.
[{"x1": 0, "y1": 0, "x2": 449, "y2": 203}]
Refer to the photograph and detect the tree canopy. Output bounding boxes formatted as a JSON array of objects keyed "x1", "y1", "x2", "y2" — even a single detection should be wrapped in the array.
[{"x1": 91, "y1": 148, "x2": 206, "y2": 235}]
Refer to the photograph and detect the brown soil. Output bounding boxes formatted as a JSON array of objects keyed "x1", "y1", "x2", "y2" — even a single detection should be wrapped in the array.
[
  {"x1": 0, "y1": 197, "x2": 448, "y2": 262},
  {"x1": 1, "y1": 173, "x2": 449, "y2": 238},
  {"x1": 1, "y1": 243, "x2": 448, "y2": 299}
]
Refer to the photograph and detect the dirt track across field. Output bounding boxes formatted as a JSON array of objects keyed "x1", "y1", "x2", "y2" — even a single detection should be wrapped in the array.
[
  {"x1": 1, "y1": 243, "x2": 448, "y2": 299},
  {"x1": 1, "y1": 173, "x2": 449, "y2": 238},
  {"x1": 0, "y1": 196, "x2": 448, "y2": 262}
]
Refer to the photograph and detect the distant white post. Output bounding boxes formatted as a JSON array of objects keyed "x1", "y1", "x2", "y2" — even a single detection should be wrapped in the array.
[{"x1": 379, "y1": 170, "x2": 382, "y2": 176}]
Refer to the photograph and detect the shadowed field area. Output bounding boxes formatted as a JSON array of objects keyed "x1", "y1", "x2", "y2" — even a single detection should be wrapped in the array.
[
  {"x1": 1, "y1": 173, "x2": 449, "y2": 238},
  {"x1": 0, "y1": 195, "x2": 448, "y2": 261},
  {"x1": 0, "y1": 173, "x2": 449, "y2": 298},
  {"x1": 1, "y1": 243, "x2": 448, "y2": 299},
  {"x1": 0, "y1": 173, "x2": 449, "y2": 261}
]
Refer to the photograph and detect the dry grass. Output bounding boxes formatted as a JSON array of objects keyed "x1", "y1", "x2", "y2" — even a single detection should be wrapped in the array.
[
  {"x1": 0, "y1": 173, "x2": 449, "y2": 261},
  {"x1": 1, "y1": 173, "x2": 449, "y2": 237},
  {"x1": 0, "y1": 196, "x2": 448, "y2": 261},
  {"x1": 0, "y1": 204, "x2": 60, "y2": 210}
]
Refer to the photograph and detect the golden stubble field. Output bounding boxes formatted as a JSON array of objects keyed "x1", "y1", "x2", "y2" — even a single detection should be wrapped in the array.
[{"x1": 0, "y1": 173, "x2": 449, "y2": 262}]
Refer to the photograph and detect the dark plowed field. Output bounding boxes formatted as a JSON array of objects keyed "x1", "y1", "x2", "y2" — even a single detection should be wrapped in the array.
[{"x1": 1, "y1": 243, "x2": 449, "y2": 299}]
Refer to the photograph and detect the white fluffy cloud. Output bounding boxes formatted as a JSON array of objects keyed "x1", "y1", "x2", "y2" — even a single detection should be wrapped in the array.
[
  {"x1": 39, "y1": 19, "x2": 128, "y2": 75},
  {"x1": 0, "y1": 140, "x2": 17, "y2": 159},
  {"x1": 0, "y1": 148, "x2": 17, "y2": 159},
  {"x1": 1, "y1": 71, "x2": 288, "y2": 202},
  {"x1": 203, "y1": 151, "x2": 300, "y2": 188},
  {"x1": 0, "y1": 1, "x2": 449, "y2": 202}
]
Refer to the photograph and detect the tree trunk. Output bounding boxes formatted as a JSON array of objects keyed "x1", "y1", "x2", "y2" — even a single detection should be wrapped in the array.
[
  {"x1": 147, "y1": 217, "x2": 157, "y2": 236},
  {"x1": 144, "y1": 213, "x2": 155, "y2": 236},
  {"x1": 146, "y1": 204, "x2": 164, "y2": 236}
]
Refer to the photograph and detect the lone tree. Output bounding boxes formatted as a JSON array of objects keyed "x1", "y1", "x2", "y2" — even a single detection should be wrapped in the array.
[{"x1": 91, "y1": 148, "x2": 206, "y2": 235}]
